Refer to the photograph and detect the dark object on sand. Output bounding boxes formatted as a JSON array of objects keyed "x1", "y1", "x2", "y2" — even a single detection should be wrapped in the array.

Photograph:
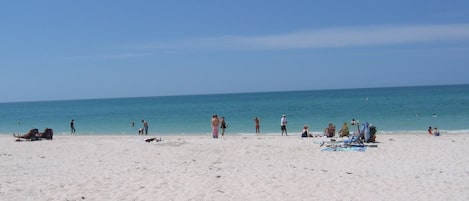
[
  {"x1": 37, "y1": 128, "x2": 54, "y2": 140},
  {"x1": 13, "y1": 128, "x2": 39, "y2": 140},
  {"x1": 145, "y1": 138, "x2": 162, "y2": 143},
  {"x1": 14, "y1": 128, "x2": 54, "y2": 141}
]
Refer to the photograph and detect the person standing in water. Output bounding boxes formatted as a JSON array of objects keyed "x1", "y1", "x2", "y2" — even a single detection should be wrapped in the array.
[
  {"x1": 141, "y1": 120, "x2": 149, "y2": 135},
  {"x1": 254, "y1": 117, "x2": 261, "y2": 134},
  {"x1": 220, "y1": 116, "x2": 227, "y2": 137},
  {"x1": 281, "y1": 115, "x2": 288, "y2": 136},
  {"x1": 70, "y1": 119, "x2": 76, "y2": 135},
  {"x1": 211, "y1": 115, "x2": 220, "y2": 138}
]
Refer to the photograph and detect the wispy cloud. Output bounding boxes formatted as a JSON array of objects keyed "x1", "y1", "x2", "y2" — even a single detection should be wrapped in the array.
[
  {"x1": 63, "y1": 52, "x2": 151, "y2": 61},
  {"x1": 99, "y1": 52, "x2": 151, "y2": 59},
  {"x1": 147, "y1": 24, "x2": 469, "y2": 50}
]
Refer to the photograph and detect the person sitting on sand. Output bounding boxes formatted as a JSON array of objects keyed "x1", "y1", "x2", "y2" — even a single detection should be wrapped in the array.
[
  {"x1": 433, "y1": 127, "x2": 440, "y2": 136},
  {"x1": 339, "y1": 122, "x2": 350, "y2": 137},
  {"x1": 428, "y1": 127, "x2": 433, "y2": 135},
  {"x1": 301, "y1": 125, "x2": 309, "y2": 138},
  {"x1": 324, "y1": 123, "x2": 336, "y2": 138}
]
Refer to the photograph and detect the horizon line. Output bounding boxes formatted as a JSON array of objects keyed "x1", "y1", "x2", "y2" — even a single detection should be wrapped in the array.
[{"x1": 2, "y1": 83, "x2": 467, "y2": 104}]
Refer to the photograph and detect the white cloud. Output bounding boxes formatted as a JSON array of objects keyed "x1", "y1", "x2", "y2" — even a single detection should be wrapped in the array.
[{"x1": 149, "y1": 24, "x2": 469, "y2": 50}]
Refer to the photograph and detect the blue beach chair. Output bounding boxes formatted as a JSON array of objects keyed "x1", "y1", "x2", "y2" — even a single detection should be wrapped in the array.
[{"x1": 344, "y1": 132, "x2": 364, "y2": 147}]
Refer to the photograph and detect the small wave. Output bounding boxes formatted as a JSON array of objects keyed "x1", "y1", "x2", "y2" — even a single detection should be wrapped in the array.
[{"x1": 378, "y1": 130, "x2": 469, "y2": 135}]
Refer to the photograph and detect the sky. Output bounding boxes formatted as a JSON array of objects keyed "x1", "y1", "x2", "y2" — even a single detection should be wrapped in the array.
[{"x1": 1, "y1": 0, "x2": 469, "y2": 103}]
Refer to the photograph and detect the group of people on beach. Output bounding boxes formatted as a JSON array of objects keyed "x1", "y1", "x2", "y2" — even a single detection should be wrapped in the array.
[
  {"x1": 18, "y1": 115, "x2": 436, "y2": 139},
  {"x1": 210, "y1": 115, "x2": 267, "y2": 138},
  {"x1": 210, "y1": 114, "x2": 368, "y2": 140},
  {"x1": 428, "y1": 126, "x2": 440, "y2": 136},
  {"x1": 300, "y1": 120, "x2": 358, "y2": 138},
  {"x1": 70, "y1": 119, "x2": 150, "y2": 135},
  {"x1": 132, "y1": 120, "x2": 149, "y2": 135},
  {"x1": 211, "y1": 115, "x2": 228, "y2": 138}
]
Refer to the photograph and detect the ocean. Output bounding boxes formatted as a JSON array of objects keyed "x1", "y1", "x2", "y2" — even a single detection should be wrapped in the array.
[{"x1": 1, "y1": 84, "x2": 468, "y2": 136}]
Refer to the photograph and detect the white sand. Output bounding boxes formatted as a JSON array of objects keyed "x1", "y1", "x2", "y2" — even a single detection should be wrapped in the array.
[{"x1": 1, "y1": 134, "x2": 468, "y2": 201}]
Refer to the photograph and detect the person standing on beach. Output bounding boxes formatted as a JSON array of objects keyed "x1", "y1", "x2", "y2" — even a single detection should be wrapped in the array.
[
  {"x1": 220, "y1": 116, "x2": 227, "y2": 137},
  {"x1": 211, "y1": 115, "x2": 220, "y2": 138},
  {"x1": 281, "y1": 115, "x2": 288, "y2": 136},
  {"x1": 70, "y1": 119, "x2": 76, "y2": 135},
  {"x1": 142, "y1": 120, "x2": 149, "y2": 135},
  {"x1": 254, "y1": 117, "x2": 260, "y2": 134}
]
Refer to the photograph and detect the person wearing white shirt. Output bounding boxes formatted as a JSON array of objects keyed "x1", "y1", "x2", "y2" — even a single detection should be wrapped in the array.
[{"x1": 280, "y1": 115, "x2": 288, "y2": 136}]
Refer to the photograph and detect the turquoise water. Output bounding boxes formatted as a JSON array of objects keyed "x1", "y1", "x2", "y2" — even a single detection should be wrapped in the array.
[{"x1": 1, "y1": 84, "x2": 468, "y2": 135}]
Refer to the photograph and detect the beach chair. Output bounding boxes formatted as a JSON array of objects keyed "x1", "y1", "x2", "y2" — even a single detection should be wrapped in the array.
[
  {"x1": 360, "y1": 122, "x2": 377, "y2": 143},
  {"x1": 343, "y1": 132, "x2": 364, "y2": 147}
]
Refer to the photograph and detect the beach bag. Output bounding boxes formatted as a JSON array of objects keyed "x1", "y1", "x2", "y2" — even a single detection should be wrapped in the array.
[
  {"x1": 361, "y1": 122, "x2": 372, "y2": 142},
  {"x1": 43, "y1": 128, "x2": 53, "y2": 140}
]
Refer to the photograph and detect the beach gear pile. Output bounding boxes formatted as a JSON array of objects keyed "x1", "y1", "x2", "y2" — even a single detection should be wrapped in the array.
[
  {"x1": 320, "y1": 122, "x2": 377, "y2": 152},
  {"x1": 13, "y1": 128, "x2": 54, "y2": 141}
]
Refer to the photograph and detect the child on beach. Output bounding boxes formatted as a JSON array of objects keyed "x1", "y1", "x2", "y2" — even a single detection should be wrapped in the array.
[
  {"x1": 220, "y1": 116, "x2": 227, "y2": 137},
  {"x1": 301, "y1": 125, "x2": 309, "y2": 138},
  {"x1": 433, "y1": 127, "x2": 440, "y2": 136}
]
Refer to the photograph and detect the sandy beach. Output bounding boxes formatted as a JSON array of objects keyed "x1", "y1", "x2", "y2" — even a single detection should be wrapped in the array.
[{"x1": 1, "y1": 133, "x2": 468, "y2": 201}]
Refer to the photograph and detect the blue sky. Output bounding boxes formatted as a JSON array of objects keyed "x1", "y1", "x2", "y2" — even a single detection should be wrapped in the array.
[{"x1": 1, "y1": 0, "x2": 469, "y2": 102}]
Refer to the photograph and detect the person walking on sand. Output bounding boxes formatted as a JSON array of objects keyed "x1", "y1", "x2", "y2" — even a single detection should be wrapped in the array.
[
  {"x1": 211, "y1": 115, "x2": 220, "y2": 138},
  {"x1": 141, "y1": 119, "x2": 149, "y2": 135},
  {"x1": 281, "y1": 115, "x2": 288, "y2": 136},
  {"x1": 70, "y1": 119, "x2": 76, "y2": 135},
  {"x1": 220, "y1": 116, "x2": 227, "y2": 137},
  {"x1": 254, "y1": 117, "x2": 260, "y2": 134}
]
